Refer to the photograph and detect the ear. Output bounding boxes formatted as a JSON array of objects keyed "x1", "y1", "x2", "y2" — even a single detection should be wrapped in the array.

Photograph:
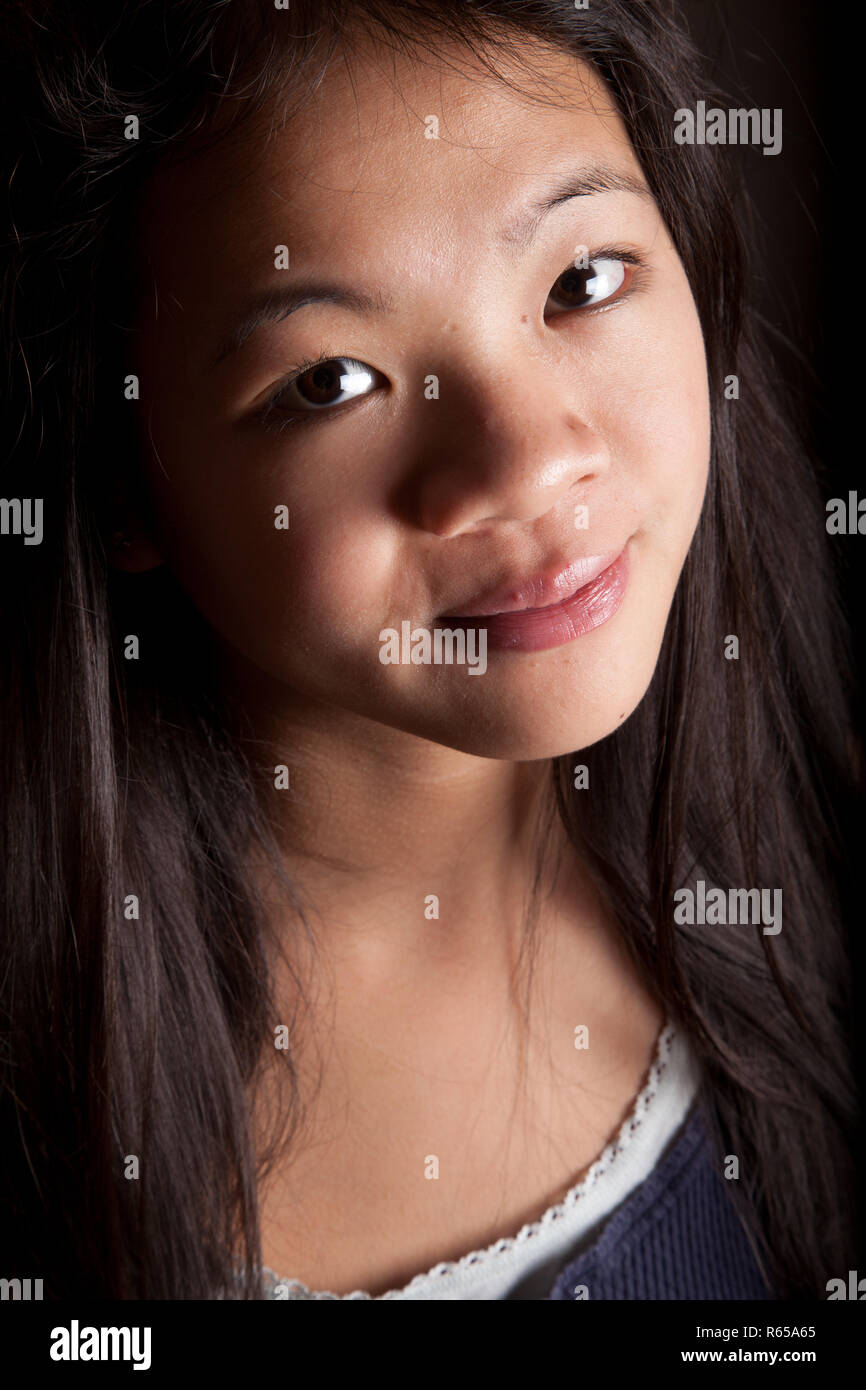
[{"x1": 105, "y1": 497, "x2": 165, "y2": 573}]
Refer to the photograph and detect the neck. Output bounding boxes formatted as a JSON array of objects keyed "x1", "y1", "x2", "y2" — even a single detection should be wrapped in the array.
[{"x1": 223, "y1": 656, "x2": 590, "y2": 969}]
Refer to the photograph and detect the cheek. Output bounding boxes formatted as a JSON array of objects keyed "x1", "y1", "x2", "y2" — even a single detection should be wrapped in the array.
[
  {"x1": 616, "y1": 294, "x2": 711, "y2": 551},
  {"x1": 267, "y1": 523, "x2": 396, "y2": 658},
  {"x1": 139, "y1": 411, "x2": 398, "y2": 676}
]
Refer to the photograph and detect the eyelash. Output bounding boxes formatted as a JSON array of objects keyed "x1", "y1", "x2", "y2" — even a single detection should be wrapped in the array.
[{"x1": 256, "y1": 246, "x2": 648, "y2": 435}]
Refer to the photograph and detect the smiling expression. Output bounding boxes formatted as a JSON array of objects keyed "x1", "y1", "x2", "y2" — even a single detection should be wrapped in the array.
[{"x1": 129, "y1": 34, "x2": 711, "y2": 759}]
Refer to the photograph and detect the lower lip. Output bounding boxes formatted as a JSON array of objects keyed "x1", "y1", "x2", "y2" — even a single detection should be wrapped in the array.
[{"x1": 440, "y1": 546, "x2": 630, "y2": 653}]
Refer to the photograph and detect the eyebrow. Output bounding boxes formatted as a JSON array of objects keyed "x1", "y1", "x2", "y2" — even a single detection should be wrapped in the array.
[
  {"x1": 502, "y1": 162, "x2": 653, "y2": 249},
  {"x1": 211, "y1": 285, "x2": 394, "y2": 366},
  {"x1": 211, "y1": 163, "x2": 652, "y2": 366}
]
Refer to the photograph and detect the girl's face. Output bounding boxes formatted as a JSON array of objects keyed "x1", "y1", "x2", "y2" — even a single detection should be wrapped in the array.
[{"x1": 131, "y1": 37, "x2": 710, "y2": 759}]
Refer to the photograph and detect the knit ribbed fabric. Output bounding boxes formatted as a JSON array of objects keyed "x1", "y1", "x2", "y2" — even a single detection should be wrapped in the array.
[{"x1": 547, "y1": 1099, "x2": 774, "y2": 1300}]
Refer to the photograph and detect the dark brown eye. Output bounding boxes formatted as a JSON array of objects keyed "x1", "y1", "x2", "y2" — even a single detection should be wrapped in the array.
[
  {"x1": 546, "y1": 258, "x2": 629, "y2": 315},
  {"x1": 280, "y1": 358, "x2": 378, "y2": 411}
]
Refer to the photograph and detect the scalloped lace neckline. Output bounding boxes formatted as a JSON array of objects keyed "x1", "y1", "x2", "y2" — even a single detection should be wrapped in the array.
[{"x1": 263, "y1": 1017, "x2": 683, "y2": 1300}]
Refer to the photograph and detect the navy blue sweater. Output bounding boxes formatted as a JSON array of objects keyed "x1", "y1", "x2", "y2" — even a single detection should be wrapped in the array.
[{"x1": 545, "y1": 1101, "x2": 774, "y2": 1300}]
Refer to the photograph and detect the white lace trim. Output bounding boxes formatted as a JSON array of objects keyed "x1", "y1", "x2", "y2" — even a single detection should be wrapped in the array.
[{"x1": 263, "y1": 1018, "x2": 679, "y2": 1300}]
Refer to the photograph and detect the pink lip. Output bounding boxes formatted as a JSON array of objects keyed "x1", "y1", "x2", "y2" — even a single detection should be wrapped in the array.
[
  {"x1": 440, "y1": 544, "x2": 630, "y2": 652},
  {"x1": 443, "y1": 551, "x2": 621, "y2": 618}
]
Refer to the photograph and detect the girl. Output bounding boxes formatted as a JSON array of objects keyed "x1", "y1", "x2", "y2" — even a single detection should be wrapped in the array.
[{"x1": 1, "y1": 0, "x2": 857, "y2": 1301}]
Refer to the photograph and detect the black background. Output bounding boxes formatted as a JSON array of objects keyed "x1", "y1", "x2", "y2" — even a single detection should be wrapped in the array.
[{"x1": 683, "y1": 0, "x2": 864, "y2": 1264}]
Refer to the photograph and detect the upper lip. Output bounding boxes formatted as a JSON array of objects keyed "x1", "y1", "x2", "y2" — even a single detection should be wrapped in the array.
[{"x1": 439, "y1": 547, "x2": 625, "y2": 618}]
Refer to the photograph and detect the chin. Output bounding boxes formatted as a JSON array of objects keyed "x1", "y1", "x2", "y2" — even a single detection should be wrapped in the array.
[{"x1": 386, "y1": 688, "x2": 650, "y2": 762}]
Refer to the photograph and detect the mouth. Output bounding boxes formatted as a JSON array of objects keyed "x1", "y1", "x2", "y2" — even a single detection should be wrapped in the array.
[{"x1": 438, "y1": 543, "x2": 631, "y2": 653}]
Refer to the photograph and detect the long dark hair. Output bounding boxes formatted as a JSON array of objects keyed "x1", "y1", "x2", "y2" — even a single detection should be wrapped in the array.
[{"x1": 1, "y1": 0, "x2": 858, "y2": 1299}]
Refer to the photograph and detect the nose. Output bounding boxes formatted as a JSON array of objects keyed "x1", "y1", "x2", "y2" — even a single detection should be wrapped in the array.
[{"x1": 410, "y1": 356, "x2": 608, "y2": 538}]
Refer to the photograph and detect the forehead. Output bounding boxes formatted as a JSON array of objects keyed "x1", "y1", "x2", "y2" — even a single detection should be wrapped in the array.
[
  {"x1": 134, "y1": 34, "x2": 642, "y2": 328},
  {"x1": 137, "y1": 35, "x2": 642, "y2": 245}
]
